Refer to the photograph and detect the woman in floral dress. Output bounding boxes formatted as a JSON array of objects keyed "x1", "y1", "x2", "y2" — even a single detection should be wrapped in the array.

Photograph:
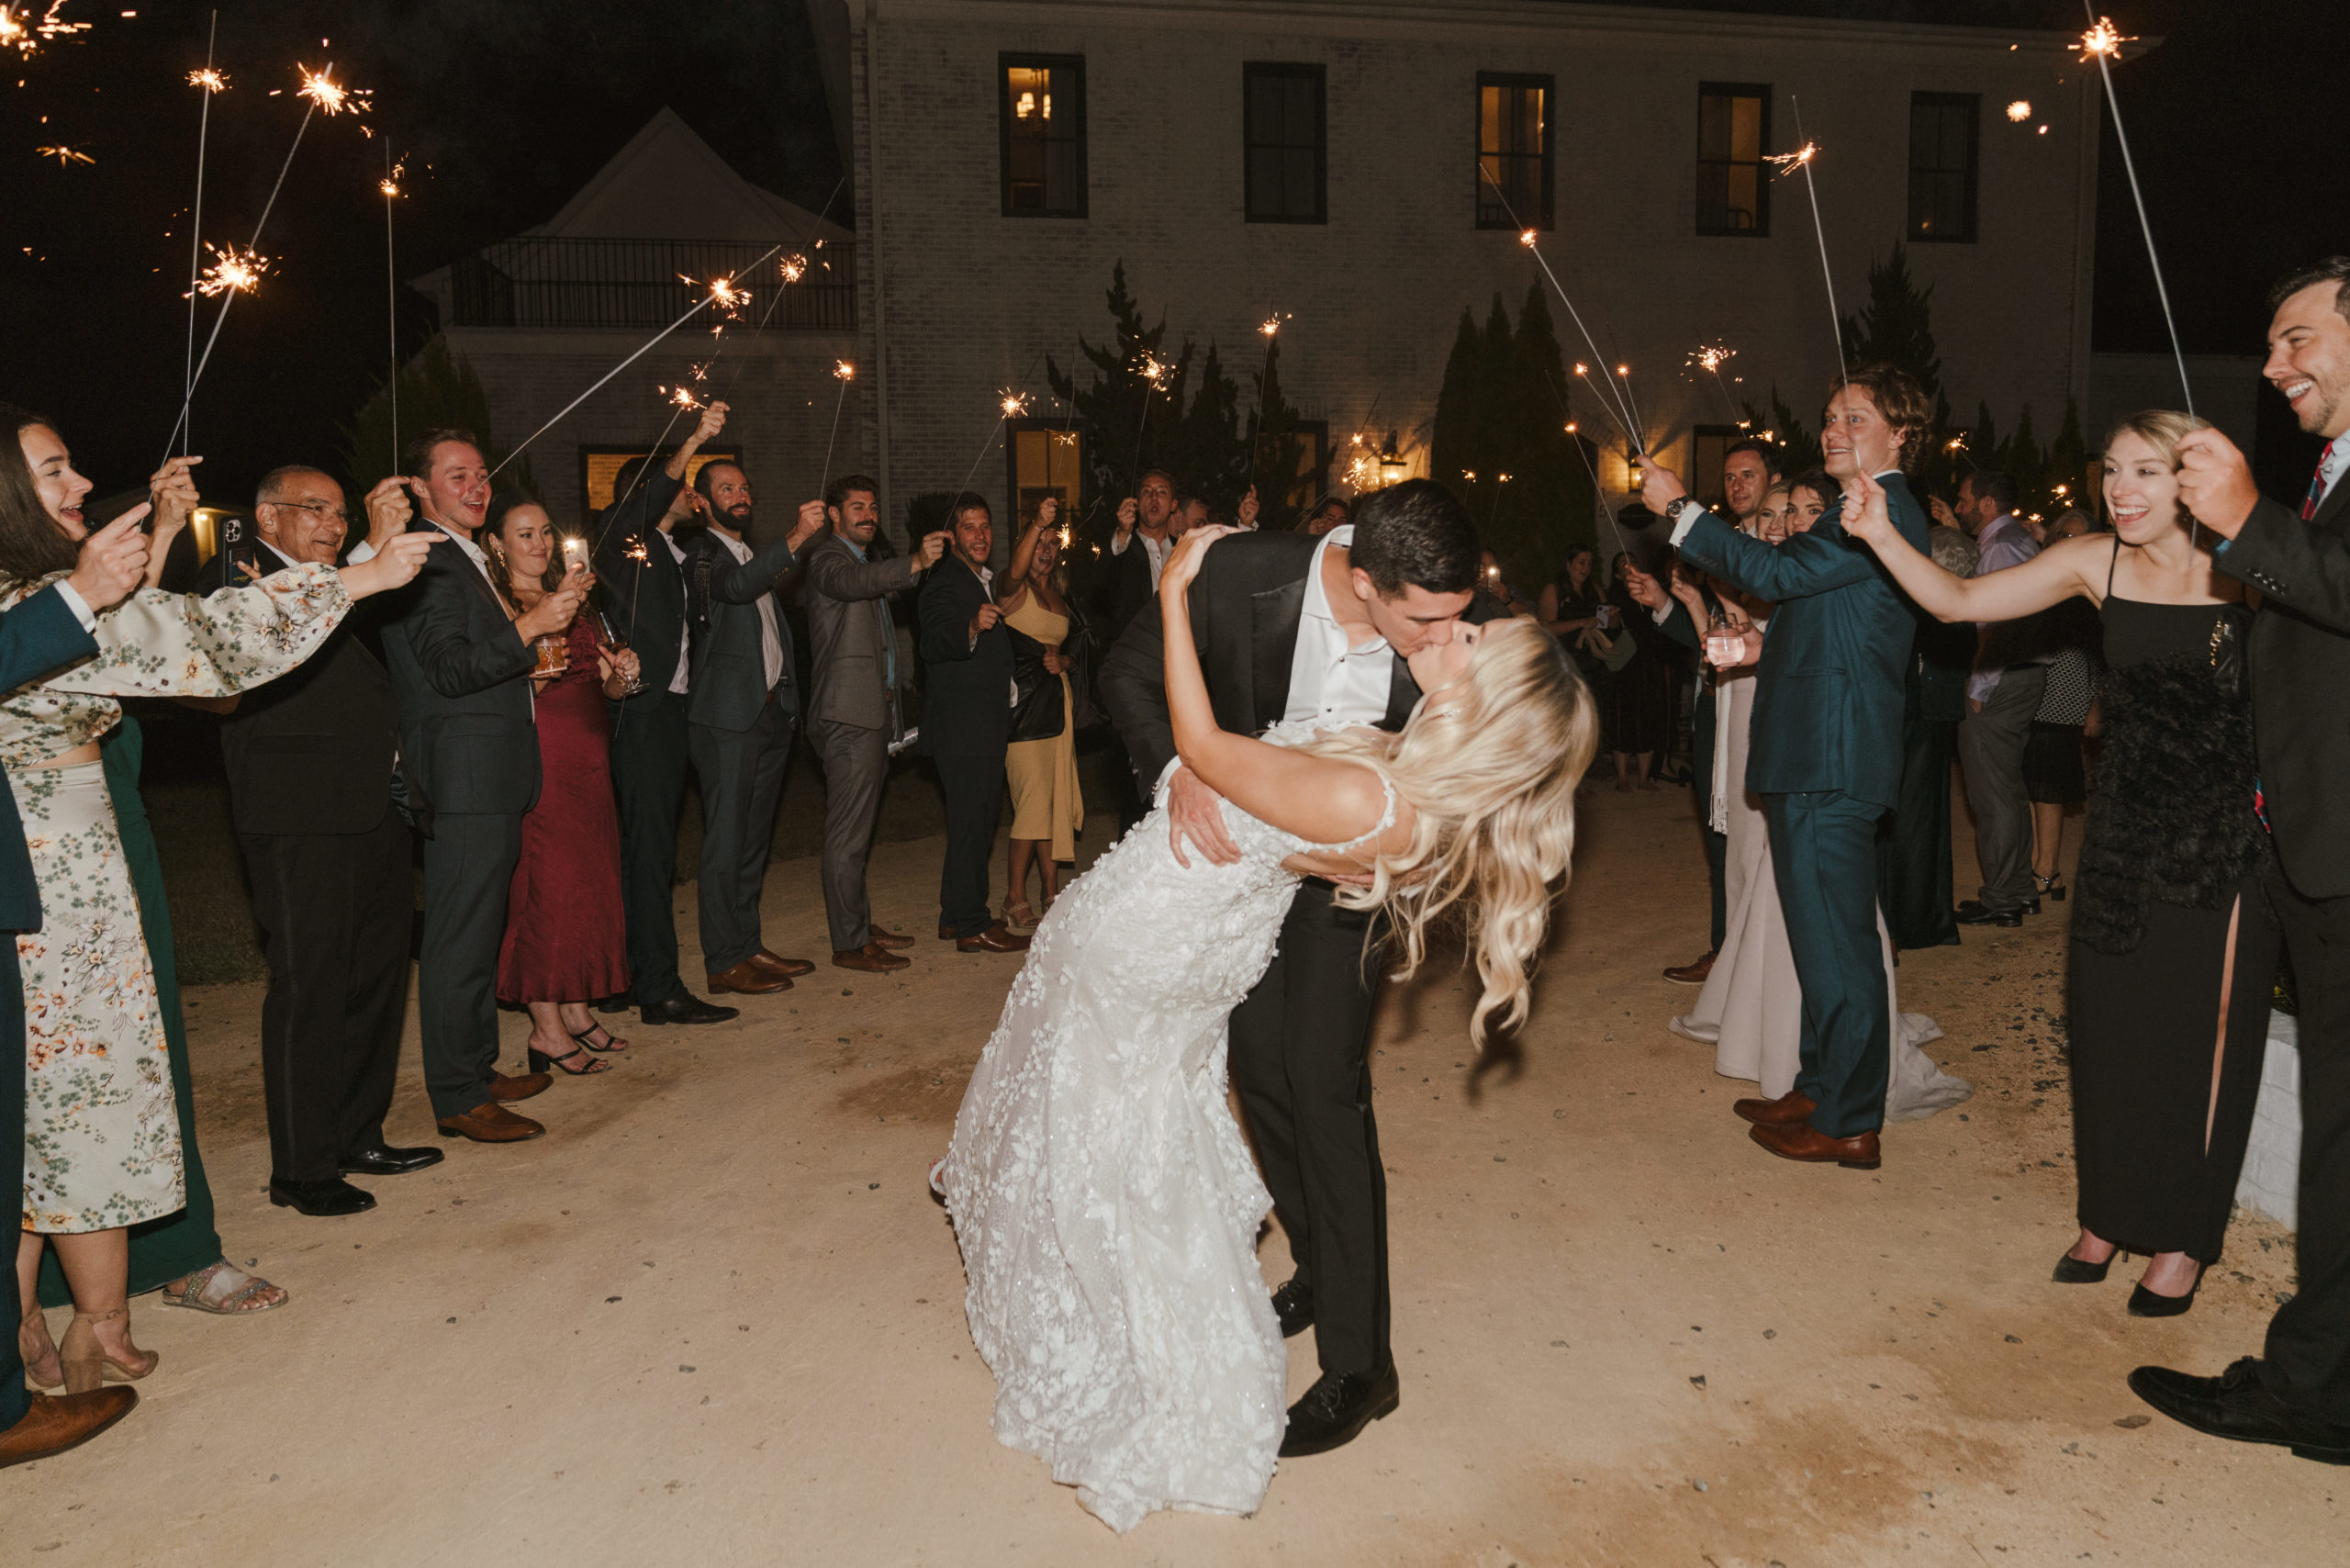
[{"x1": 3, "y1": 404, "x2": 433, "y2": 1391}]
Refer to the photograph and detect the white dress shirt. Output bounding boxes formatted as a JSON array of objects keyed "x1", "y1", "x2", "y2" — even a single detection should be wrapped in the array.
[
  {"x1": 2319, "y1": 433, "x2": 2350, "y2": 508},
  {"x1": 1283, "y1": 524, "x2": 1395, "y2": 726},
  {"x1": 661, "y1": 531, "x2": 693, "y2": 695},
  {"x1": 714, "y1": 530, "x2": 785, "y2": 691},
  {"x1": 1111, "y1": 527, "x2": 1173, "y2": 588}
]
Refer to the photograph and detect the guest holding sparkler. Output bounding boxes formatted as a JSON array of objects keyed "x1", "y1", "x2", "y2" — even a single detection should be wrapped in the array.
[
  {"x1": 1093, "y1": 469, "x2": 1181, "y2": 645},
  {"x1": 1598, "y1": 553, "x2": 1671, "y2": 792},
  {"x1": 594, "y1": 402, "x2": 738, "y2": 1028},
  {"x1": 483, "y1": 495, "x2": 639, "y2": 1075},
  {"x1": 384, "y1": 429, "x2": 585, "y2": 1144},
  {"x1": 1538, "y1": 544, "x2": 1606, "y2": 674},
  {"x1": 803, "y1": 473, "x2": 947, "y2": 972},
  {"x1": 1303, "y1": 496, "x2": 1352, "y2": 537},
  {"x1": 999, "y1": 497, "x2": 1090, "y2": 933},
  {"x1": 677, "y1": 456, "x2": 826, "y2": 997},
  {"x1": 5, "y1": 403, "x2": 433, "y2": 1394}
]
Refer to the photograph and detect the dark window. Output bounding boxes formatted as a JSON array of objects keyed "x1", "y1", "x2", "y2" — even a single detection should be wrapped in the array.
[
  {"x1": 1908, "y1": 92, "x2": 1979, "y2": 243},
  {"x1": 1477, "y1": 73, "x2": 1553, "y2": 230},
  {"x1": 1244, "y1": 63, "x2": 1326, "y2": 223},
  {"x1": 1688, "y1": 425, "x2": 1748, "y2": 506},
  {"x1": 1000, "y1": 55, "x2": 1086, "y2": 218},
  {"x1": 1695, "y1": 84, "x2": 1771, "y2": 236}
]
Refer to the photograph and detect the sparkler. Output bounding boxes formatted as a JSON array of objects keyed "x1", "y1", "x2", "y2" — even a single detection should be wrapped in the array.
[
  {"x1": 2, "y1": 3, "x2": 89, "y2": 60},
  {"x1": 2006, "y1": 100, "x2": 2032, "y2": 123},
  {"x1": 1771, "y1": 103, "x2": 1848, "y2": 389},
  {"x1": 33, "y1": 144, "x2": 89, "y2": 165},
  {"x1": 165, "y1": 62, "x2": 372, "y2": 460},
  {"x1": 2076, "y1": 9, "x2": 2193, "y2": 418},
  {"x1": 1688, "y1": 343, "x2": 1744, "y2": 424},
  {"x1": 1129, "y1": 351, "x2": 1173, "y2": 498},
  {"x1": 180, "y1": 15, "x2": 221, "y2": 458},
  {"x1": 382, "y1": 148, "x2": 403, "y2": 461},
  {"x1": 818, "y1": 358, "x2": 856, "y2": 495},
  {"x1": 195, "y1": 241, "x2": 266, "y2": 296},
  {"x1": 1483, "y1": 176, "x2": 1645, "y2": 454},
  {"x1": 1248, "y1": 309, "x2": 1290, "y2": 501}
]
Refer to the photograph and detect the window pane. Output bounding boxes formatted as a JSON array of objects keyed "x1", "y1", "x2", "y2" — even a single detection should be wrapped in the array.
[{"x1": 1696, "y1": 86, "x2": 1769, "y2": 236}]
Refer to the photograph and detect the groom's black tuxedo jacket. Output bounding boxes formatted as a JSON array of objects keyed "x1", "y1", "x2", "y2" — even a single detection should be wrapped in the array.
[{"x1": 1099, "y1": 530, "x2": 1497, "y2": 801}]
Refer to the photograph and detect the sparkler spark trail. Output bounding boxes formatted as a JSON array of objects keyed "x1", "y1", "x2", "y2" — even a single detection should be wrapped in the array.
[
  {"x1": 384, "y1": 147, "x2": 403, "y2": 458},
  {"x1": 1783, "y1": 100, "x2": 1849, "y2": 390},
  {"x1": 180, "y1": 12, "x2": 220, "y2": 459},
  {"x1": 1485, "y1": 168, "x2": 1644, "y2": 453},
  {"x1": 196, "y1": 241, "x2": 267, "y2": 296},
  {"x1": 779, "y1": 252, "x2": 807, "y2": 283},
  {"x1": 2076, "y1": 8, "x2": 2193, "y2": 420},
  {"x1": 34, "y1": 144, "x2": 90, "y2": 165},
  {"x1": 187, "y1": 67, "x2": 227, "y2": 93},
  {"x1": 297, "y1": 63, "x2": 366, "y2": 118},
  {"x1": 1688, "y1": 343, "x2": 1744, "y2": 423},
  {"x1": 2, "y1": 3, "x2": 88, "y2": 60},
  {"x1": 819, "y1": 359, "x2": 856, "y2": 494},
  {"x1": 1000, "y1": 390, "x2": 1030, "y2": 418}
]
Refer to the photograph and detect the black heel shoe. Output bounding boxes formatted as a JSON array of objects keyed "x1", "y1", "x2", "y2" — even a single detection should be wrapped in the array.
[
  {"x1": 569, "y1": 1024, "x2": 628, "y2": 1054},
  {"x1": 527, "y1": 1044, "x2": 611, "y2": 1077},
  {"x1": 2036, "y1": 873, "x2": 2068, "y2": 902},
  {"x1": 2128, "y1": 1266, "x2": 2202, "y2": 1318},
  {"x1": 2053, "y1": 1248, "x2": 2116, "y2": 1284}
]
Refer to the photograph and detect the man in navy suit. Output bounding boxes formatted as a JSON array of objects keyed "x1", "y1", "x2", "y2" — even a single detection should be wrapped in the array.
[
  {"x1": 0, "y1": 504, "x2": 146, "y2": 1465},
  {"x1": 1635, "y1": 365, "x2": 1936, "y2": 1171}
]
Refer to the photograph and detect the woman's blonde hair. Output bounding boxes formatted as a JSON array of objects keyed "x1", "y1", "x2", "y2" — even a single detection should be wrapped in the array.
[
  {"x1": 1298, "y1": 618, "x2": 1598, "y2": 1047},
  {"x1": 2103, "y1": 409, "x2": 2212, "y2": 533}
]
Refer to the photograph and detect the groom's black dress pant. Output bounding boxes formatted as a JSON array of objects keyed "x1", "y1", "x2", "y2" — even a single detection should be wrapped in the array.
[{"x1": 1229, "y1": 879, "x2": 1391, "y2": 1378}]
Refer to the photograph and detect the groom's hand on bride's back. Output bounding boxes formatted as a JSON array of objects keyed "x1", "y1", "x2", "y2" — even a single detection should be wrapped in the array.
[{"x1": 1167, "y1": 766, "x2": 1242, "y2": 868}]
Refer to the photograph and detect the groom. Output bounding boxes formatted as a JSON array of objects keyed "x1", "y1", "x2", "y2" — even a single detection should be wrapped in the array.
[
  {"x1": 1100, "y1": 479, "x2": 1484, "y2": 1457},
  {"x1": 1634, "y1": 364, "x2": 1934, "y2": 1170}
]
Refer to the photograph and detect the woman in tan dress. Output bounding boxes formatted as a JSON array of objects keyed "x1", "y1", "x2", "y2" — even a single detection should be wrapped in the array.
[{"x1": 999, "y1": 498, "x2": 1084, "y2": 933}]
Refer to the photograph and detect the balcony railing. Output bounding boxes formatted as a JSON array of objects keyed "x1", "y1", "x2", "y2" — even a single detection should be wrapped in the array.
[{"x1": 450, "y1": 237, "x2": 856, "y2": 330}]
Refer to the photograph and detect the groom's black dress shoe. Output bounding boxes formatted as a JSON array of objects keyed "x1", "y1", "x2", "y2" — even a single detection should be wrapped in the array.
[
  {"x1": 2130, "y1": 1359, "x2": 2350, "y2": 1464},
  {"x1": 338, "y1": 1144, "x2": 443, "y2": 1178},
  {"x1": 1271, "y1": 1278, "x2": 1314, "y2": 1338},
  {"x1": 1954, "y1": 900, "x2": 2023, "y2": 928},
  {"x1": 1279, "y1": 1362, "x2": 1400, "y2": 1457},
  {"x1": 641, "y1": 990, "x2": 739, "y2": 1026},
  {"x1": 268, "y1": 1177, "x2": 377, "y2": 1216}
]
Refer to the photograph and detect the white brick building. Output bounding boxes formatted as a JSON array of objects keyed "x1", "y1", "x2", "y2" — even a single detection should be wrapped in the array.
[{"x1": 841, "y1": 0, "x2": 2107, "y2": 542}]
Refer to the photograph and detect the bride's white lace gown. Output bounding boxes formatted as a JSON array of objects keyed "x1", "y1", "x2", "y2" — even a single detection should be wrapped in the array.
[{"x1": 940, "y1": 725, "x2": 1392, "y2": 1533}]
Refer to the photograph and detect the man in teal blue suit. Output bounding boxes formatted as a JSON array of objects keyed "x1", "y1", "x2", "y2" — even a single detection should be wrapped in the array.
[{"x1": 1633, "y1": 366, "x2": 1936, "y2": 1170}]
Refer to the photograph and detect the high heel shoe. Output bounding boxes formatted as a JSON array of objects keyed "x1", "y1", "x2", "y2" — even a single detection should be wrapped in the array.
[
  {"x1": 2128, "y1": 1266, "x2": 2202, "y2": 1318},
  {"x1": 18, "y1": 1306, "x2": 63, "y2": 1391},
  {"x1": 568, "y1": 1023, "x2": 629, "y2": 1054},
  {"x1": 2053, "y1": 1248, "x2": 2117, "y2": 1284},
  {"x1": 2035, "y1": 873, "x2": 2068, "y2": 903},
  {"x1": 527, "y1": 1044, "x2": 611, "y2": 1076},
  {"x1": 59, "y1": 1307, "x2": 158, "y2": 1394}
]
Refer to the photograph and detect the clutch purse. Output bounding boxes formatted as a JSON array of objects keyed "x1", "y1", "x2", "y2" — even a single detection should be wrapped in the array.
[{"x1": 2209, "y1": 614, "x2": 2244, "y2": 698}]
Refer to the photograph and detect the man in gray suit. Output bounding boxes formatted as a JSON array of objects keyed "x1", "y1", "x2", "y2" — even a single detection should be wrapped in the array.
[
  {"x1": 801, "y1": 475, "x2": 948, "y2": 972},
  {"x1": 676, "y1": 461, "x2": 826, "y2": 996}
]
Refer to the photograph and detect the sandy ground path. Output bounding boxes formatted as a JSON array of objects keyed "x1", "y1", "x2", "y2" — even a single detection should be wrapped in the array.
[{"x1": 5, "y1": 787, "x2": 2342, "y2": 1565}]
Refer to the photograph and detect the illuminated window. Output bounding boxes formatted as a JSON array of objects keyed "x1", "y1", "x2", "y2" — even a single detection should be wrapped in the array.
[
  {"x1": 1909, "y1": 93, "x2": 1979, "y2": 243},
  {"x1": 1001, "y1": 55, "x2": 1086, "y2": 218},
  {"x1": 1244, "y1": 63, "x2": 1326, "y2": 224},
  {"x1": 1008, "y1": 423, "x2": 1085, "y2": 532},
  {"x1": 1477, "y1": 73, "x2": 1552, "y2": 230},
  {"x1": 1696, "y1": 84, "x2": 1771, "y2": 236}
]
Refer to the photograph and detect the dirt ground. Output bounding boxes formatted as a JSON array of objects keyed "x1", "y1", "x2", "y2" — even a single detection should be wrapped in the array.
[{"x1": 5, "y1": 786, "x2": 2342, "y2": 1566}]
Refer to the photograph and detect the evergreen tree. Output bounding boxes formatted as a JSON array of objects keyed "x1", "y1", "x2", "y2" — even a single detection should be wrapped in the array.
[
  {"x1": 1741, "y1": 387, "x2": 1822, "y2": 476},
  {"x1": 1429, "y1": 305, "x2": 1485, "y2": 506},
  {"x1": 2043, "y1": 398, "x2": 2091, "y2": 519},
  {"x1": 1247, "y1": 336, "x2": 1315, "y2": 528}
]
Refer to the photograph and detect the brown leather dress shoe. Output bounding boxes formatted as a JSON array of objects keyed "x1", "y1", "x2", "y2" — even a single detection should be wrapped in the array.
[
  {"x1": 867, "y1": 924, "x2": 915, "y2": 951},
  {"x1": 436, "y1": 1102, "x2": 546, "y2": 1143},
  {"x1": 1733, "y1": 1088, "x2": 1818, "y2": 1126},
  {"x1": 489, "y1": 1070, "x2": 552, "y2": 1103},
  {"x1": 957, "y1": 921, "x2": 1032, "y2": 954},
  {"x1": 749, "y1": 948, "x2": 816, "y2": 979},
  {"x1": 1749, "y1": 1120, "x2": 1881, "y2": 1169},
  {"x1": 834, "y1": 942, "x2": 912, "y2": 973},
  {"x1": 708, "y1": 959, "x2": 792, "y2": 995},
  {"x1": 0, "y1": 1387, "x2": 138, "y2": 1468},
  {"x1": 937, "y1": 922, "x2": 957, "y2": 941},
  {"x1": 1663, "y1": 950, "x2": 1716, "y2": 985}
]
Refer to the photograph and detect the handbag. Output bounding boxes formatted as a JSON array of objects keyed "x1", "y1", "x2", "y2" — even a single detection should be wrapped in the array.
[
  {"x1": 2209, "y1": 613, "x2": 2244, "y2": 699},
  {"x1": 1596, "y1": 628, "x2": 1639, "y2": 674}
]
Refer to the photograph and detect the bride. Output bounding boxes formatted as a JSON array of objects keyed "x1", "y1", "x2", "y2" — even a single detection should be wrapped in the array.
[{"x1": 936, "y1": 523, "x2": 1597, "y2": 1532}]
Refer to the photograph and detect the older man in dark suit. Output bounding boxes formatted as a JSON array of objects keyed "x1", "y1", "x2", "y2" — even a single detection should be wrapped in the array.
[
  {"x1": 383, "y1": 429, "x2": 585, "y2": 1144},
  {"x1": 802, "y1": 473, "x2": 947, "y2": 971},
  {"x1": 1640, "y1": 365, "x2": 1935, "y2": 1172},
  {"x1": 223, "y1": 465, "x2": 439, "y2": 1216},
  {"x1": 917, "y1": 493, "x2": 1028, "y2": 954},
  {"x1": 595, "y1": 404, "x2": 738, "y2": 1027},
  {"x1": 676, "y1": 459, "x2": 826, "y2": 995},
  {"x1": 2133, "y1": 258, "x2": 2350, "y2": 1465}
]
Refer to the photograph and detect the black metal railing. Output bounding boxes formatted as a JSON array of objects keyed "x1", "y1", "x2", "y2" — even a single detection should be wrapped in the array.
[{"x1": 450, "y1": 237, "x2": 856, "y2": 330}]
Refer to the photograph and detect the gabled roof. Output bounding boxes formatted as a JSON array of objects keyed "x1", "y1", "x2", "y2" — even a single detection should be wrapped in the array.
[{"x1": 529, "y1": 107, "x2": 849, "y2": 244}]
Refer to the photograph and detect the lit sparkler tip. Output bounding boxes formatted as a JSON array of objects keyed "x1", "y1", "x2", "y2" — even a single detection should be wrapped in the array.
[
  {"x1": 35, "y1": 143, "x2": 92, "y2": 166},
  {"x1": 4, "y1": 2, "x2": 91, "y2": 59},
  {"x1": 1258, "y1": 312, "x2": 1284, "y2": 339},
  {"x1": 1763, "y1": 141, "x2": 1820, "y2": 177},
  {"x1": 665, "y1": 386, "x2": 702, "y2": 410},
  {"x1": 1137, "y1": 353, "x2": 1172, "y2": 388},
  {"x1": 2006, "y1": 99, "x2": 2032, "y2": 123},
  {"x1": 2078, "y1": 17, "x2": 2131, "y2": 62},
  {"x1": 378, "y1": 177, "x2": 400, "y2": 198},
  {"x1": 999, "y1": 391, "x2": 1031, "y2": 419},
  {"x1": 188, "y1": 67, "x2": 229, "y2": 93},
  {"x1": 1518, "y1": 228, "x2": 1538, "y2": 248},
  {"x1": 196, "y1": 241, "x2": 269, "y2": 297},
  {"x1": 780, "y1": 252, "x2": 808, "y2": 283},
  {"x1": 1563, "y1": 421, "x2": 1578, "y2": 433},
  {"x1": 1572, "y1": 363, "x2": 1589, "y2": 377},
  {"x1": 297, "y1": 63, "x2": 365, "y2": 117},
  {"x1": 1689, "y1": 344, "x2": 1737, "y2": 373},
  {"x1": 1616, "y1": 364, "x2": 1631, "y2": 377},
  {"x1": 832, "y1": 360, "x2": 856, "y2": 381},
  {"x1": 624, "y1": 541, "x2": 650, "y2": 564}
]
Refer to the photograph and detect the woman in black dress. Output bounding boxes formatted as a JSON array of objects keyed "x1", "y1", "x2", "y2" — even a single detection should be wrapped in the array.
[
  {"x1": 1539, "y1": 545, "x2": 1606, "y2": 666},
  {"x1": 1839, "y1": 410, "x2": 2273, "y2": 1316},
  {"x1": 1598, "y1": 551, "x2": 1672, "y2": 790}
]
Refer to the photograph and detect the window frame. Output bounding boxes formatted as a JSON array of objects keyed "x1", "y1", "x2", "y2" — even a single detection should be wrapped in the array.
[
  {"x1": 1695, "y1": 82, "x2": 1773, "y2": 239},
  {"x1": 1242, "y1": 62, "x2": 1328, "y2": 225},
  {"x1": 998, "y1": 52, "x2": 1089, "y2": 219},
  {"x1": 1475, "y1": 71, "x2": 1555, "y2": 231},
  {"x1": 1907, "y1": 90, "x2": 1980, "y2": 244}
]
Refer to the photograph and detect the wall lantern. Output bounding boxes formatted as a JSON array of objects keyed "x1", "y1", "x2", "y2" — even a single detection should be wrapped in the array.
[{"x1": 1378, "y1": 431, "x2": 1407, "y2": 487}]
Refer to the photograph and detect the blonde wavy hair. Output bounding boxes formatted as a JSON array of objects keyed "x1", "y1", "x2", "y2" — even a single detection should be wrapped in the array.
[
  {"x1": 1296, "y1": 617, "x2": 1599, "y2": 1047},
  {"x1": 2104, "y1": 409, "x2": 2213, "y2": 530}
]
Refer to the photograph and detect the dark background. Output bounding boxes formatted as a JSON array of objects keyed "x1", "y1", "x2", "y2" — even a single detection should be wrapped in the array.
[{"x1": 1, "y1": 0, "x2": 2339, "y2": 510}]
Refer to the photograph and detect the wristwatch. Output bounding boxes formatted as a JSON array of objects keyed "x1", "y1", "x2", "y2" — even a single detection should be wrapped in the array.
[{"x1": 1665, "y1": 497, "x2": 1699, "y2": 527}]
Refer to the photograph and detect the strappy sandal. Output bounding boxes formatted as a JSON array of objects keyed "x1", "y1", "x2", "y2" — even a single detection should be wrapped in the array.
[
  {"x1": 160, "y1": 1259, "x2": 288, "y2": 1315},
  {"x1": 1002, "y1": 898, "x2": 1040, "y2": 935},
  {"x1": 19, "y1": 1306, "x2": 63, "y2": 1389},
  {"x1": 529, "y1": 1043, "x2": 612, "y2": 1075},
  {"x1": 60, "y1": 1306, "x2": 158, "y2": 1394},
  {"x1": 570, "y1": 1023, "x2": 630, "y2": 1054}
]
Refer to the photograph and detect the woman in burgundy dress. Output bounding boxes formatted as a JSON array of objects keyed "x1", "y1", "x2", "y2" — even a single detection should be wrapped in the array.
[{"x1": 483, "y1": 496, "x2": 641, "y2": 1076}]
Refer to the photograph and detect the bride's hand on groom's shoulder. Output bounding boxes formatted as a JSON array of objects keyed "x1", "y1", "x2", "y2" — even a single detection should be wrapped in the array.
[{"x1": 1159, "y1": 524, "x2": 1235, "y2": 600}]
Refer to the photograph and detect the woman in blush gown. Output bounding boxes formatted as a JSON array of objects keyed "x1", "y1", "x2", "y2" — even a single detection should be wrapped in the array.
[{"x1": 937, "y1": 525, "x2": 1597, "y2": 1532}]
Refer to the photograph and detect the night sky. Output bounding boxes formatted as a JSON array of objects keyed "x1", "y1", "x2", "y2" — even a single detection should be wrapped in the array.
[{"x1": 2, "y1": 0, "x2": 2339, "y2": 510}]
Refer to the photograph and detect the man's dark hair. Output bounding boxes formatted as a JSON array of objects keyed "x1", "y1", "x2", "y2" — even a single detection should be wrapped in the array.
[
  {"x1": 2267, "y1": 256, "x2": 2350, "y2": 320},
  {"x1": 1831, "y1": 364, "x2": 1933, "y2": 476},
  {"x1": 1137, "y1": 467, "x2": 1176, "y2": 492},
  {"x1": 1785, "y1": 467, "x2": 1835, "y2": 507},
  {"x1": 1723, "y1": 437, "x2": 1783, "y2": 477},
  {"x1": 399, "y1": 426, "x2": 479, "y2": 482},
  {"x1": 1963, "y1": 468, "x2": 2020, "y2": 514},
  {"x1": 610, "y1": 454, "x2": 653, "y2": 498},
  {"x1": 693, "y1": 459, "x2": 747, "y2": 505},
  {"x1": 950, "y1": 489, "x2": 990, "y2": 521},
  {"x1": 1349, "y1": 479, "x2": 1480, "y2": 597},
  {"x1": 254, "y1": 464, "x2": 336, "y2": 510},
  {"x1": 1315, "y1": 495, "x2": 1351, "y2": 521},
  {"x1": 825, "y1": 473, "x2": 879, "y2": 512},
  {"x1": 1174, "y1": 489, "x2": 1204, "y2": 512}
]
